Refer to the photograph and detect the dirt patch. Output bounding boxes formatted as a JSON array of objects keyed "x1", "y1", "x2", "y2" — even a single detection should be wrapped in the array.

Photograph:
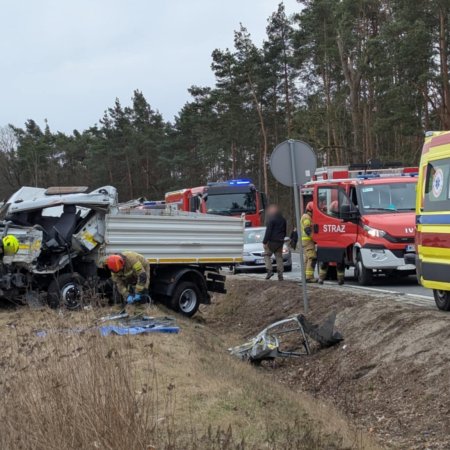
[
  {"x1": 204, "y1": 278, "x2": 450, "y2": 449},
  {"x1": 0, "y1": 302, "x2": 375, "y2": 449}
]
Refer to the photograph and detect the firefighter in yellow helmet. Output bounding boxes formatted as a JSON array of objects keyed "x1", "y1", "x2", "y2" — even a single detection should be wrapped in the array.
[
  {"x1": 301, "y1": 202, "x2": 317, "y2": 283},
  {"x1": 2, "y1": 235, "x2": 19, "y2": 256},
  {"x1": 105, "y1": 251, "x2": 150, "y2": 304}
]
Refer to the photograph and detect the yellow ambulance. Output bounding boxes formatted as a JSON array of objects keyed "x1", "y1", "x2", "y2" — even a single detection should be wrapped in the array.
[{"x1": 416, "y1": 131, "x2": 450, "y2": 310}]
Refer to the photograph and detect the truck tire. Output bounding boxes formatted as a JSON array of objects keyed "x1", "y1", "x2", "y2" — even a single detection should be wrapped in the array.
[
  {"x1": 48, "y1": 273, "x2": 84, "y2": 310},
  {"x1": 355, "y1": 255, "x2": 373, "y2": 286},
  {"x1": 170, "y1": 281, "x2": 201, "y2": 317},
  {"x1": 433, "y1": 290, "x2": 450, "y2": 311},
  {"x1": 284, "y1": 265, "x2": 292, "y2": 273}
]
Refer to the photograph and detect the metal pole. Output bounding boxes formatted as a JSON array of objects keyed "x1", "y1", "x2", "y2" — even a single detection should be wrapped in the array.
[{"x1": 289, "y1": 140, "x2": 309, "y2": 313}]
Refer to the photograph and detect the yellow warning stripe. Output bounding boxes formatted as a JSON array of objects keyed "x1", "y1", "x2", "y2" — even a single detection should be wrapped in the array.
[
  {"x1": 420, "y1": 277, "x2": 450, "y2": 291},
  {"x1": 146, "y1": 257, "x2": 243, "y2": 264},
  {"x1": 418, "y1": 245, "x2": 450, "y2": 259},
  {"x1": 417, "y1": 225, "x2": 450, "y2": 233}
]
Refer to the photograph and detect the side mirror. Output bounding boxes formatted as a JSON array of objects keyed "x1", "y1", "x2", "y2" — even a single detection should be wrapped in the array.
[{"x1": 340, "y1": 205, "x2": 360, "y2": 222}]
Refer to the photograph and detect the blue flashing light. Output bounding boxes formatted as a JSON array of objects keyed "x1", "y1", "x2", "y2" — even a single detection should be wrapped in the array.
[
  {"x1": 357, "y1": 173, "x2": 381, "y2": 180},
  {"x1": 144, "y1": 201, "x2": 165, "y2": 206},
  {"x1": 227, "y1": 178, "x2": 252, "y2": 186},
  {"x1": 401, "y1": 172, "x2": 418, "y2": 177}
]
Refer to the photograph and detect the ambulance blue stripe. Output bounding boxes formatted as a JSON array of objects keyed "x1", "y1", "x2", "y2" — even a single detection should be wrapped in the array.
[{"x1": 417, "y1": 214, "x2": 450, "y2": 225}]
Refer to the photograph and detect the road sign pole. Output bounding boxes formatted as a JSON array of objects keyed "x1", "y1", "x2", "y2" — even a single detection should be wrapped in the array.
[
  {"x1": 289, "y1": 140, "x2": 309, "y2": 313},
  {"x1": 270, "y1": 138, "x2": 316, "y2": 314}
]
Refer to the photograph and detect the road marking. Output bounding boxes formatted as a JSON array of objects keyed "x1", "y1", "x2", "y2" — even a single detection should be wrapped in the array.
[
  {"x1": 324, "y1": 283, "x2": 434, "y2": 302},
  {"x1": 340, "y1": 284, "x2": 401, "y2": 295},
  {"x1": 405, "y1": 293, "x2": 434, "y2": 300}
]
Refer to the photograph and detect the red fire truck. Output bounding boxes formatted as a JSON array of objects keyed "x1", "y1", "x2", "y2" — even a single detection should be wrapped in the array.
[
  {"x1": 166, "y1": 179, "x2": 266, "y2": 227},
  {"x1": 302, "y1": 166, "x2": 418, "y2": 285},
  {"x1": 165, "y1": 188, "x2": 206, "y2": 213}
]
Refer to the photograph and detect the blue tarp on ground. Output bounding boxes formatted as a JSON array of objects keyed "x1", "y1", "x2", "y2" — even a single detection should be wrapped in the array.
[
  {"x1": 35, "y1": 315, "x2": 180, "y2": 337},
  {"x1": 98, "y1": 325, "x2": 180, "y2": 336}
]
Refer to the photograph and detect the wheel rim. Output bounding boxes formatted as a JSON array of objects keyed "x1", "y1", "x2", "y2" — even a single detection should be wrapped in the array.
[
  {"x1": 61, "y1": 283, "x2": 82, "y2": 309},
  {"x1": 436, "y1": 290, "x2": 447, "y2": 305},
  {"x1": 356, "y1": 261, "x2": 363, "y2": 280},
  {"x1": 179, "y1": 288, "x2": 197, "y2": 313}
]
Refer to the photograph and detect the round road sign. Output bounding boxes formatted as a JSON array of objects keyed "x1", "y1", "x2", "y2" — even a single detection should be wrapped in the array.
[{"x1": 269, "y1": 140, "x2": 317, "y2": 187}]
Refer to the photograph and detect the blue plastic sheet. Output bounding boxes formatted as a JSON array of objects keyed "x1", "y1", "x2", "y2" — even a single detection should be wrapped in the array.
[
  {"x1": 35, "y1": 314, "x2": 180, "y2": 338},
  {"x1": 99, "y1": 325, "x2": 179, "y2": 336}
]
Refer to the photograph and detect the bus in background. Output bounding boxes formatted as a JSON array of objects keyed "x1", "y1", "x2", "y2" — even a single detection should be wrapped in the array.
[
  {"x1": 414, "y1": 131, "x2": 450, "y2": 310},
  {"x1": 166, "y1": 179, "x2": 267, "y2": 227}
]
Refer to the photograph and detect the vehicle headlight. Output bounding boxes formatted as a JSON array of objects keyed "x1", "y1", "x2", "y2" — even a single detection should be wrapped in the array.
[
  {"x1": 282, "y1": 246, "x2": 289, "y2": 254},
  {"x1": 243, "y1": 252, "x2": 251, "y2": 256},
  {"x1": 363, "y1": 224, "x2": 386, "y2": 238}
]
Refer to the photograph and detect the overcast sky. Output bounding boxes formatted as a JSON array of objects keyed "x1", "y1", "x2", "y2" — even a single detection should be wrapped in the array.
[{"x1": 1, "y1": 0, "x2": 300, "y2": 133}]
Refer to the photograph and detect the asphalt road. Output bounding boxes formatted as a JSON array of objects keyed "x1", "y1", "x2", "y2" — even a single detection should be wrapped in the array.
[{"x1": 235, "y1": 252, "x2": 436, "y2": 308}]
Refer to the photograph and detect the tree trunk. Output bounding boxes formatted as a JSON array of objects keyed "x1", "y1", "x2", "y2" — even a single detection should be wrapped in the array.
[
  {"x1": 248, "y1": 74, "x2": 269, "y2": 195},
  {"x1": 337, "y1": 34, "x2": 363, "y2": 162},
  {"x1": 439, "y1": 5, "x2": 450, "y2": 128},
  {"x1": 231, "y1": 141, "x2": 237, "y2": 179}
]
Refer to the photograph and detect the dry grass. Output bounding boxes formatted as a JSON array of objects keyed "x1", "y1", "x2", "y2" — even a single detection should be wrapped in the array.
[{"x1": 0, "y1": 305, "x2": 378, "y2": 449}]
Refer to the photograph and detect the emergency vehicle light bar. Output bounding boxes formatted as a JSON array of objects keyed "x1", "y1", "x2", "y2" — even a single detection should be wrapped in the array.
[
  {"x1": 228, "y1": 179, "x2": 252, "y2": 186},
  {"x1": 207, "y1": 178, "x2": 253, "y2": 187},
  {"x1": 312, "y1": 166, "x2": 418, "y2": 181}
]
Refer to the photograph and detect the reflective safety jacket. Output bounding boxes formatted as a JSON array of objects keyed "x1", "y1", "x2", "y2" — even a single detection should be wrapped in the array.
[
  {"x1": 111, "y1": 251, "x2": 150, "y2": 297},
  {"x1": 301, "y1": 212, "x2": 313, "y2": 242}
]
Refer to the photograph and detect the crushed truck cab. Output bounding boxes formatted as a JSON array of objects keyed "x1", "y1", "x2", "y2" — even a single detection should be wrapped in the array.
[
  {"x1": 302, "y1": 166, "x2": 418, "y2": 285},
  {"x1": 0, "y1": 185, "x2": 244, "y2": 316}
]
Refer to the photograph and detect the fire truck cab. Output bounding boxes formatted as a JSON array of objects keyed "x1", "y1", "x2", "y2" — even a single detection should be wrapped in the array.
[
  {"x1": 165, "y1": 189, "x2": 206, "y2": 213},
  {"x1": 166, "y1": 180, "x2": 267, "y2": 227},
  {"x1": 302, "y1": 166, "x2": 418, "y2": 285}
]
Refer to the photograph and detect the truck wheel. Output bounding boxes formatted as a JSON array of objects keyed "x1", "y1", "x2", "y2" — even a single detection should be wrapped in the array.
[
  {"x1": 355, "y1": 255, "x2": 373, "y2": 286},
  {"x1": 48, "y1": 273, "x2": 84, "y2": 310},
  {"x1": 433, "y1": 290, "x2": 450, "y2": 311},
  {"x1": 284, "y1": 265, "x2": 292, "y2": 273},
  {"x1": 170, "y1": 281, "x2": 201, "y2": 317}
]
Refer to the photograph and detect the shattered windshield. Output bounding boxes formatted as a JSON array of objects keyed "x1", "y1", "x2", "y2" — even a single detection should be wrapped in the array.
[
  {"x1": 359, "y1": 182, "x2": 416, "y2": 214},
  {"x1": 206, "y1": 192, "x2": 256, "y2": 215}
]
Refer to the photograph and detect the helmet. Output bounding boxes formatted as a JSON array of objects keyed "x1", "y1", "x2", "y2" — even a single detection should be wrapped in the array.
[
  {"x1": 330, "y1": 200, "x2": 339, "y2": 214},
  {"x1": 106, "y1": 254, "x2": 125, "y2": 273},
  {"x1": 2, "y1": 235, "x2": 19, "y2": 256},
  {"x1": 306, "y1": 202, "x2": 314, "y2": 212}
]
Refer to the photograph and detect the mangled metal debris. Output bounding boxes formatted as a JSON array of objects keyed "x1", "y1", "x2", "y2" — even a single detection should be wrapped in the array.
[
  {"x1": 298, "y1": 312, "x2": 343, "y2": 347},
  {"x1": 229, "y1": 312, "x2": 343, "y2": 363}
]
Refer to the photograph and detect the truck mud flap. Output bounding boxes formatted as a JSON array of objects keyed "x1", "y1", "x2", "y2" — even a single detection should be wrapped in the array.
[
  {"x1": 206, "y1": 272, "x2": 227, "y2": 294},
  {"x1": 317, "y1": 247, "x2": 346, "y2": 263}
]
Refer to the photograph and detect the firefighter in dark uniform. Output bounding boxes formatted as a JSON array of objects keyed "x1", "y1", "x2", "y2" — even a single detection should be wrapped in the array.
[{"x1": 318, "y1": 200, "x2": 345, "y2": 285}]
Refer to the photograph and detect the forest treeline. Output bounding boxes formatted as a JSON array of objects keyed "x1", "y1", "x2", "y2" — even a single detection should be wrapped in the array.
[{"x1": 1, "y1": 0, "x2": 450, "y2": 203}]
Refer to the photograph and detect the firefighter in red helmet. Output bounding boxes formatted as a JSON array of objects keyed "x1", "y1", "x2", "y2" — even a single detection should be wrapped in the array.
[
  {"x1": 105, "y1": 252, "x2": 150, "y2": 303},
  {"x1": 300, "y1": 201, "x2": 317, "y2": 282}
]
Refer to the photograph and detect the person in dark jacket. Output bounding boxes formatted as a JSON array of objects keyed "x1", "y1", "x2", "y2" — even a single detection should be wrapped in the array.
[
  {"x1": 290, "y1": 227, "x2": 298, "y2": 250},
  {"x1": 263, "y1": 204, "x2": 287, "y2": 280}
]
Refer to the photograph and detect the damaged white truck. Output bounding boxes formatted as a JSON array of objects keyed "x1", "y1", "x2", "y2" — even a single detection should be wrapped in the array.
[{"x1": 0, "y1": 186, "x2": 244, "y2": 316}]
